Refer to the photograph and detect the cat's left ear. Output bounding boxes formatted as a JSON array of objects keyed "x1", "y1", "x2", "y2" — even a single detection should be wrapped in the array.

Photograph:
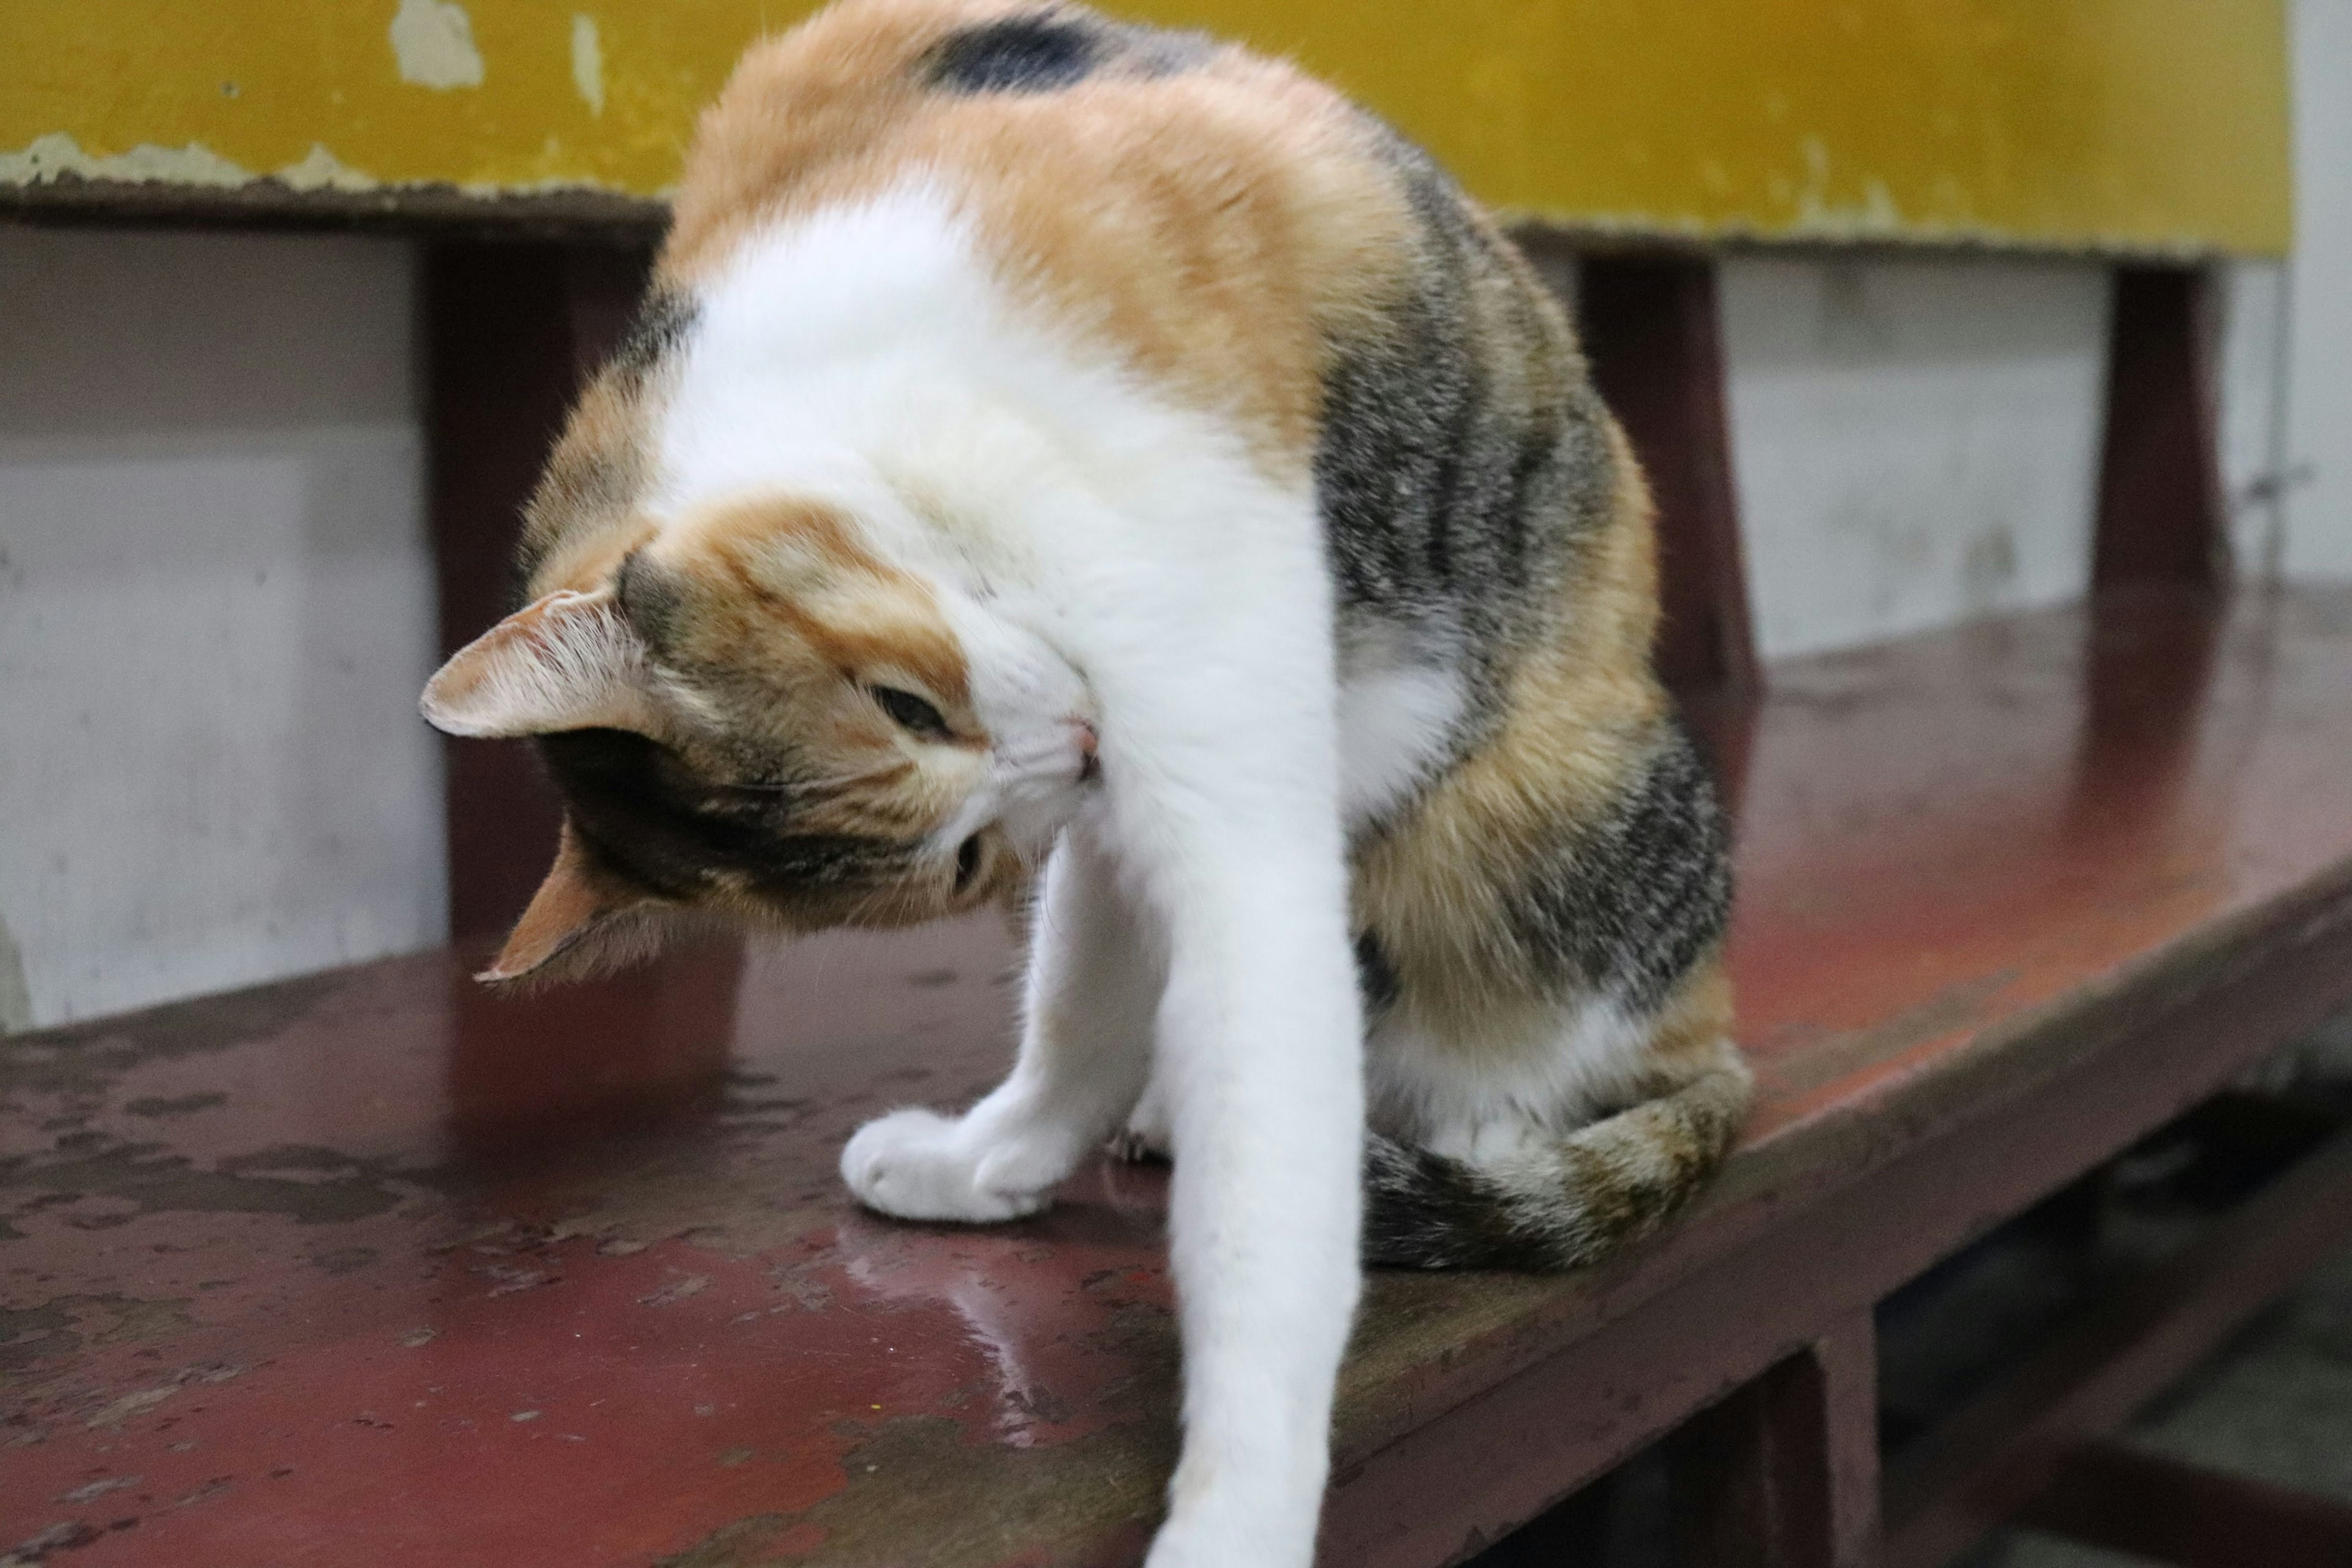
[
  {"x1": 480, "y1": 820, "x2": 654, "y2": 983},
  {"x1": 421, "y1": 586, "x2": 657, "y2": 739}
]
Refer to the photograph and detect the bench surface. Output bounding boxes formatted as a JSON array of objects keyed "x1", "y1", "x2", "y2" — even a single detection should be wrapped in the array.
[{"x1": 7, "y1": 584, "x2": 2352, "y2": 1566}]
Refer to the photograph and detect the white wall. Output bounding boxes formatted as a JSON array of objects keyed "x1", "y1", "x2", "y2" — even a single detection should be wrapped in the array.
[
  {"x1": 2285, "y1": 0, "x2": 2352, "y2": 578},
  {"x1": 1721, "y1": 257, "x2": 2111, "y2": 661},
  {"x1": 1719, "y1": 26, "x2": 2343, "y2": 664},
  {"x1": 0, "y1": 228, "x2": 445, "y2": 1029}
]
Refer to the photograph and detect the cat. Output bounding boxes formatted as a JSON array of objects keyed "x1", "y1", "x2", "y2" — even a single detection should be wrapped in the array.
[{"x1": 420, "y1": 2, "x2": 1750, "y2": 1562}]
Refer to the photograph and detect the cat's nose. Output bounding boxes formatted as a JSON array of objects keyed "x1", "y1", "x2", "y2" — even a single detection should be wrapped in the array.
[{"x1": 1072, "y1": 719, "x2": 1101, "y2": 783}]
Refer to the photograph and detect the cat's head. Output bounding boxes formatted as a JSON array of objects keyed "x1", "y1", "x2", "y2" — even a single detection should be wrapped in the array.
[{"x1": 421, "y1": 496, "x2": 1098, "y2": 984}]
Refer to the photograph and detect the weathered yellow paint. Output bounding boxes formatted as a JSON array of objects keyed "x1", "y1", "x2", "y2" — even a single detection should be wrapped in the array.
[{"x1": 0, "y1": 0, "x2": 2291, "y2": 254}]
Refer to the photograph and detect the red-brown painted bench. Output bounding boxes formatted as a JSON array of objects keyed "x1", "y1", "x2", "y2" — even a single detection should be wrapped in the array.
[{"x1": 10, "y1": 540, "x2": 2352, "y2": 1568}]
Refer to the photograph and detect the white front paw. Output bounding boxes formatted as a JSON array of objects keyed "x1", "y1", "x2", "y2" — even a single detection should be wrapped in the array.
[
  {"x1": 1143, "y1": 1502, "x2": 1316, "y2": 1568},
  {"x1": 839, "y1": 1107, "x2": 1065, "y2": 1223}
]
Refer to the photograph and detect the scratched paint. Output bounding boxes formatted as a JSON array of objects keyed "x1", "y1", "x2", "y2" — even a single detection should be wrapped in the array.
[
  {"x1": 0, "y1": 133, "x2": 250, "y2": 190},
  {"x1": 0, "y1": 132, "x2": 388, "y2": 196},
  {"x1": 0, "y1": 0, "x2": 2292, "y2": 254},
  {"x1": 571, "y1": 14, "x2": 605, "y2": 118},
  {"x1": 389, "y1": 0, "x2": 486, "y2": 91}
]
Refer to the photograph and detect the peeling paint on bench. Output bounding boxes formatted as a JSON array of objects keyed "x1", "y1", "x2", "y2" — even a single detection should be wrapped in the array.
[{"x1": 0, "y1": 1, "x2": 2293, "y2": 254}]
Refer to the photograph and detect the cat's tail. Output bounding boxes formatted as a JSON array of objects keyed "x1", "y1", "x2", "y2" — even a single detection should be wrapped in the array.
[{"x1": 1362, "y1": 1036, "x2": 1753, "y2": 1270}]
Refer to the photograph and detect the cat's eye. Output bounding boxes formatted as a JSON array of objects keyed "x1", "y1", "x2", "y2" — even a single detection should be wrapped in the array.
[{"x1": 869, "y1": 684, "x2": 953, "y2": 741}]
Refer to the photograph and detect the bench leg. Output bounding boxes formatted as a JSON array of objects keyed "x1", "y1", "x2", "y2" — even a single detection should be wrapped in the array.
[
  {"x1": 1576, "y1": 254, "x2": 1758, "y2": 697},
  {"x1": 1672, "y1": 1311, "x2": 1882, "y2": 1568},
  {"x1": 422, "y1": 241, "x2": 745, "y2": 1151},
  {"x1": 1573, "y1": 254, "x2": 1763, "y2": 820},
  {"x1": 1883, "y1": 1125, "x2": 2352, "y2": 1568},
  {"x1": 2021, "y1": 1440, "x2": 2352, "y2": 1568},
  {"x1": 424, "y1": 241, "x2": 653, "y2": 937},
  {"x1": 2092, "y1": 265, "x2": 2228, "y2": 595}
]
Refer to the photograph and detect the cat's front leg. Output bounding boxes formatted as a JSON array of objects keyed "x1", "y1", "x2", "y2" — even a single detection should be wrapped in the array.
[
  {"x1": 1102, "y1": 675, "x2": 1365, "y2": 1568},
  {"x1": 842, "y1": 826, "x2": 1157, "y2": 1222}
]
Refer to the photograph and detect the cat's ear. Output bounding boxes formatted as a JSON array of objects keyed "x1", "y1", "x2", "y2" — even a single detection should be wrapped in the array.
[
  {"x1": 480, "y1": 821, "x2": 652, "y2": 983},
  {"x1": 421, "y1": 587, "x2": 657, "y2": 739}
]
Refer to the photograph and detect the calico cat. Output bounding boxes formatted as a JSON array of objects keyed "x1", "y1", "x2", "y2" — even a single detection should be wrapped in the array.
[{"x1": 420, "y1": 1, "x2": 1749, "y2": 1561}]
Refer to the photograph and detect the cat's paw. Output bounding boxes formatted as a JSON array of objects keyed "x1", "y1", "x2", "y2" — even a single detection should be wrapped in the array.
[
  {"x1": 840, "y1": 1107, "x2": 1064, "y2": 1223},
  {"x1": 1109, "y1": 1127, "x2": 1167, "y2": 1165},
  {"x1": 1142, "y1": 1501, "x2": 1314, "y2": 1568},
  {"x1": 1114, "y1": 1083, "x2": 1173, "y2": 1164}
]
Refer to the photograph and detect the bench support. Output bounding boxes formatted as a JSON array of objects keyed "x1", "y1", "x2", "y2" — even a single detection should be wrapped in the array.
[
  {"x1": 1671, "y1": 1311, "x2": 1882, "y2": 1568},
  {"x1": 423, "y1": 241, "x2": 653, "y2": 938},
  {"x1": 2094, "y1": 266, "x2": 2229, "y2": 595},
  {"x1": 1885, "y1": 1123, "x2": 2352, "y2": 1568},
  {"x1": 2021, "y1": 1440, "x2": 2352, "y2": 1568},
  {"x1": 422, "y1": 242, "x2": 744, "y2": 1152},
  {"x1": 1577, "y1": 255, "x2": 1758, "y2": 696}
]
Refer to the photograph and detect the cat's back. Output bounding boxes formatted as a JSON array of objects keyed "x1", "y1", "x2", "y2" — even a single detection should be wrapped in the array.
[
  {"x1": 546, "y1": 1, "x2": 1632, "y2": 706},
  {"x1": 662, "y1": 0, "x2": 1432, "y2": 471}
]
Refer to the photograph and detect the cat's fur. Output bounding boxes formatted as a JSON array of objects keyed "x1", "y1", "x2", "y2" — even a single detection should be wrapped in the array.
[{"x1": 421, "y1": 2, "x2": 1748, "y2": 1561}]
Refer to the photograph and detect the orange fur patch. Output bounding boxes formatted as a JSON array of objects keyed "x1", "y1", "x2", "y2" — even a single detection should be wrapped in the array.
[
  {"x1": 660, "y1": 0, "x2": 1417, "y2": 480},
  {"x1": 652, "y1": 495, "x2": 974, "y2": 715}
]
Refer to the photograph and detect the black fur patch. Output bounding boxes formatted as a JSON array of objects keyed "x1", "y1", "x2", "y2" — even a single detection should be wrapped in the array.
[
  {"x1": 607, "y1": 288, "x2": 696, "y2": 382},
  {"x1": 1364, "y1": 1058, "x2": 1748, "y2": 1272},
  {"x1": 925, "y1": 14, "x2": 1099, "y2": 92},
  {"x1": 1313, "y1": 134, "x2": 1614, "y2": 732},
  {"x1": 538, "y1": 729, "x2": 911, "y2": 901},
  {"x1": 1363, "y1": 1136, "x2": 1555, "y2": 1270},
  {"x1": 1504, "y1": 715, "x2": 1733, "y2": 1012}
]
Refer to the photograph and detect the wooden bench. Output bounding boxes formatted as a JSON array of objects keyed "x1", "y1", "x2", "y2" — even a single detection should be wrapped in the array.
[
  {"x1": 10, "y1": 579, "x2": 2352, "y2": 1568},
  {"x1": 5, "y1": 6, "x2": 2334, "y2": 1564}
]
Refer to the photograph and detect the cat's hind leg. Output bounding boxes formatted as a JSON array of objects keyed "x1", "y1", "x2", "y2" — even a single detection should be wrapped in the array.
[
  {"x1": 1363, "y1": 967, "x2": 1750, "y2": 1269},
  {"x1": 1113, "y1": 1065, "x2": 1174, "y2": 1163},
  {"x1": 842, "y1": 826, "x2": 1158, "y2": 1222}
]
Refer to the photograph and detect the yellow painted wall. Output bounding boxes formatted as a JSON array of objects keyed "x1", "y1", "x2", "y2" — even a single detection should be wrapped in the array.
[{"x1": 1, "y1": 1, "x2": 2291, "y2": 254}]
